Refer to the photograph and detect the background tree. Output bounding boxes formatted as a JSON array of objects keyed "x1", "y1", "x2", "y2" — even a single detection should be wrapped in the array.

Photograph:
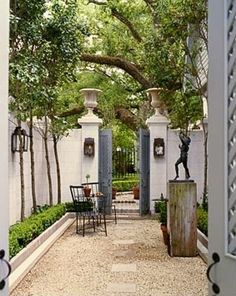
[
  {"x1": 9, "y1": 0, "x2": 48, "y2": 217},
  {"x1": 10, "y1": 0, "x2": 81, "y2": 210}
]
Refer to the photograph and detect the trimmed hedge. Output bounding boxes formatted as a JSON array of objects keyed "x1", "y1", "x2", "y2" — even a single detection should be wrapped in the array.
[
  {"x1": 112, "y1": 180, "x2": 138, "y2": 192},
  {"x1": 197, "y1": 207, "x2": 208, "y2": 236},
  {"x1": 65, "y1": 201, "x2": 93, "y2": 212},
  {"x1": 9, "y1": 204, "x2": 66, "y2": 259},
  {"x1": 154, "y1": 201, "x2": 163, "y2": 213},
  {"x1": 158, "y1": 202, "x2": 167, "y2": 224}
]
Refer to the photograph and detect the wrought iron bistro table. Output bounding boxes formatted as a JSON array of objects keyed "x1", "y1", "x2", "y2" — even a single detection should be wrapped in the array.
[
  {"x1": 70, "y1": 185, "x2": 107, "y2": 236},
  {"x1": 82, "y1": 182, "x2": 117, "y2": 224}
]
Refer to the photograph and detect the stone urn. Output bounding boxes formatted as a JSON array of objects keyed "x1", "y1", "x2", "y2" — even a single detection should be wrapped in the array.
[
  {"x1": 146, "y1": 88, "x2": 164, "y2": 116},
  {"x1": 80, "y1": 88, "x2": 102, "y2": 114}
]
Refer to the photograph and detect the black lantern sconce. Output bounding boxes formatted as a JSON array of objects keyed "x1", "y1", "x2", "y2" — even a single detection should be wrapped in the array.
[
  {"x1": 84, "y1": 137, "x2": 95, "y2": 157},
  {"x1": 11, "y1": 126, "x2": 29, "y2": 153},
  {"x1": 153, "y1": 138, "x2": 165, "y2": 157}
]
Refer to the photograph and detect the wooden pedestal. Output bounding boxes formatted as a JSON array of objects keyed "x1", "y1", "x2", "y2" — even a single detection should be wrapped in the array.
[{"x1": 168, "y1": 181, "x2": 197, "y2": 257}]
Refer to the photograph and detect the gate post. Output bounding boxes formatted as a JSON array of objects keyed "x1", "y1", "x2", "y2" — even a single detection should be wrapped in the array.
[
  {"x1": 78, "y1": 89, "x2": 103, "y2": 183},
  {"x1": 146, "y1": 88, "x2": 169, "y2": 212}
]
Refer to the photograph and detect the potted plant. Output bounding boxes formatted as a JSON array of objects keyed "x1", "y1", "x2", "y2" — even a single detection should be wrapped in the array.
[
  {"x1": 132, "y1": 184, "x2": 139, "y2": 200},
  {"x1": 83, "y1": 174, "x2": 91, "y2": 197},
  {"x1": 159, "y1": 201, "x2": 169, "y2": 246}
]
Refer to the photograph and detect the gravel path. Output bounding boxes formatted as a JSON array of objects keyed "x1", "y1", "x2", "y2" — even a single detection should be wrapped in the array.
[{"x1": 11, "y1": 218, "x2": 208, "y2": 296}]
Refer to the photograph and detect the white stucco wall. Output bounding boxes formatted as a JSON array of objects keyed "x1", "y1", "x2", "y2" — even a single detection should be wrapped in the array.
[
  {"x1": 8, "y1": 117, "x2": 82, "y2": 225},
  {"x1": 167, "y1": 129, "x2": 204, "y2": 200},
  {"x1": 8, "y1": 113, "x2": 205, "y2": 224},
  {"x1": 149, "y1": 124, "x2": 205, "y2": 212}
]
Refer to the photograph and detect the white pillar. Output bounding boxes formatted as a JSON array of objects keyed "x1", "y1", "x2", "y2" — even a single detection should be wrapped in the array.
[
  {"x1": 78, "y1": 89, "x2": 102, "y2": 184},
  {"x1": 146, "y1": 88, "x2": 169, "y2": 212},
  {"x1": 0, "y1": 1, "x2": 9, "y2": 295}
]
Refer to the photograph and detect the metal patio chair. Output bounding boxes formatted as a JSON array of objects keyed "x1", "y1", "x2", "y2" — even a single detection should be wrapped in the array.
[{"x1": 70, "y1": 185, "x2": 107, "y2": 236}]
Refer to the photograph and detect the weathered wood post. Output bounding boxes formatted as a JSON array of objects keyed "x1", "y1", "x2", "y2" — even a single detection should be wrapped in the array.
[{"x1": 168, "y1": 180, "x2": 197, "y2": 257}]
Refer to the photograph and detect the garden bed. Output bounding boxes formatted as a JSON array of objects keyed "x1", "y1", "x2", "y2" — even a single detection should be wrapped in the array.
[
  {"x1": 197, "y1": 229, "x2": 208, "y2": 264},
  {"x1": 9, "y1": 212, "x2": 75, "y2": 293}
]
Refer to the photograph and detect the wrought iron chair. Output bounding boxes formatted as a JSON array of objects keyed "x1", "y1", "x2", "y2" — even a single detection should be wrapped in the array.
[
  {"x1": 70, "y1": 185, "x2": 107, "y2": 236},
  {"x1": 82, "y1": 182, "x2": 117, "y2": 224}
]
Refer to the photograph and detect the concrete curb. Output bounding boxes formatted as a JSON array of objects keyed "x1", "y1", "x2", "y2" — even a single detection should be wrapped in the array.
[
  {"x1": 197, "y1": 229, "x2": 208, "y2": 264},
  {"x1": 9, "y1": 212, "x2": 75, "y2": 293}
]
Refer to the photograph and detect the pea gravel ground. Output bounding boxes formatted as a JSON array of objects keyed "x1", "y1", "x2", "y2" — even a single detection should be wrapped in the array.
[{"x1": 11, "y1": 218, "x2": 208, "y2": 296}]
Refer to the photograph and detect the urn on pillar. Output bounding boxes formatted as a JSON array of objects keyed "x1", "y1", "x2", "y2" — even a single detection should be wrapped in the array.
[
  {"x1": 146, "y1": 87, "x2": 165, "y2": 117},
  {"x1": 80, "y1": 88, "x2": 102, "y2": 114},
  {"x1": 78, "y1": 88, "x2": 103, "y2": 184}
]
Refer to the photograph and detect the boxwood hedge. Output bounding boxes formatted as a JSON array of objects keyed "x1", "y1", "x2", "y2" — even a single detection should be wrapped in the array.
[
  {"x1": 197, "y1": 207, "x2": 208, "y2": 236},
  {"x1": 9, "y1": 204, "x2": 66, "y2": 259},
  {"x1": 112, "y1": 179, "x2": 138, "y2": 192}
]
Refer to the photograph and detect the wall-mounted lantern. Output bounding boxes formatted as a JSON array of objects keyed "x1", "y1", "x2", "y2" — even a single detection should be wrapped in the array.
[
  {"x1": 84, "y1": 137, "x2": 95, "y2": 157},
  {"x1": 11, "y1": 126, "x2": 28, "y2": 153},
  {"x1": 153, "y1": 138, "x2": 165, "y2": 157}
]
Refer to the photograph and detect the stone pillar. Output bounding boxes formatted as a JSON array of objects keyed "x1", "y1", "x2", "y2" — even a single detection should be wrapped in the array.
[
  {"x1": 78, "y1": 89, "x2": 102, "y2": 184},
  {"x1": 168, "y1": 181, "x2": 197, "y2": 257},
  {"x1": 146, "y1": 88, "x2": 169, "y2": 212}
]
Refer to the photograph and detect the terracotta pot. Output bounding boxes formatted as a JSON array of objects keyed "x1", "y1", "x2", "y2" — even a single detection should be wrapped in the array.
[
  {"x1": 112, "y1": 188, "x2": 117, "y2": 199},
  {"x1": 160, "y1": 224, "x2": 169, "y2": 246},
  {"x1": 133, "y1": 186, "x2": 139, "y2": 200},
  {"x1": 83, "y1": 187, "x2": 91, "y2": 197}
]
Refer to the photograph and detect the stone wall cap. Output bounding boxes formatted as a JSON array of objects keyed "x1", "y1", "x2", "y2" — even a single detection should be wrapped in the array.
[
  {"x1": 78, "y1": 113, "x2": 102, "y2": 125},
  {"x1": 146, "y1": 115, "x2": 169, "y2": 125}
]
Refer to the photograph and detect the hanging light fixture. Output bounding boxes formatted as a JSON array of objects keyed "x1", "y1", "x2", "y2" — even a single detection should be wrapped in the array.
[
  {"x1": 84, "y1": 137, "x2": 95, "y2": 157},
  {"x1": 11, "y1": 126, "x2": 29, "y2": 153}
]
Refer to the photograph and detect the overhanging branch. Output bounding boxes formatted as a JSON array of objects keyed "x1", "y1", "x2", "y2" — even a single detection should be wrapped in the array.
[
  {"x1": 80, "y1": 53, "x2": 153, "y2": 89},
  {"x1": 115, "y1": 107, "x2": 139, "y2": 131},
  {"x1": 111, "y1": 8, "x2": 142, "y2": 42},
  {"x1": 58, "y1": 106, "x2": 85, "y2": 117}
]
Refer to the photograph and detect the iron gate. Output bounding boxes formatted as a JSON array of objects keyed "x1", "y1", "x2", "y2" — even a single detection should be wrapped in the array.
[
  {"x1": 139, "y1": 128, "x2": 150, "y2": 215},
  {"x1": 112, "y1": 147, "x2": 137, "y2": 179},
  {"x1": 99, "y1": 129, "x2": 112, "y2": 215}
]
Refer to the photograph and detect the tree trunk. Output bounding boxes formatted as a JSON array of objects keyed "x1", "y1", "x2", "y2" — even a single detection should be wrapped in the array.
[
  {"x1": 202, "y1": 120, "x2": 208, "y2": 206},
  {"x1": 29, "y1": 112, "x2": 37, "y2": 213},
  {"x1": 44, "y1": 116, "x2": 53, "y2": 206},
  {"x1": 53, "y1": 134, "x2": 61, "y2": 204},
  {"x1": 18, "y1": 121, "x2": 25, "y2": 221}
]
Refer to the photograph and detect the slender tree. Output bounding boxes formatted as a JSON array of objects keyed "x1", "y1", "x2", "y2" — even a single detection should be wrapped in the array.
[
  {"x1": 28, "y1": 111, "x2": 37, "y2": 212},
  {"x1": 10, "y1": 0, "x2": 81, "y2": 209}
]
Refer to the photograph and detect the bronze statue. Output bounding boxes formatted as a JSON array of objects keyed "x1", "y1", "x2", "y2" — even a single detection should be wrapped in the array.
[{"x1": 174, "y1": 131, "x2": 191, "y2": 180}]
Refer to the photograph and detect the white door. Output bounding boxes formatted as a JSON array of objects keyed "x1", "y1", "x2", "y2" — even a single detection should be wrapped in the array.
[
  {"x1": 0, "y1": 1, "x2": 10, "y2": 296},
  {"x1": 208, "y1": 1, "x2": 236, "y2": 295}
]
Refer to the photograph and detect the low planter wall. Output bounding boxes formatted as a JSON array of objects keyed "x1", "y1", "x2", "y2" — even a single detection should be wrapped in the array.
[
  {"x1": 197, "y1": 228, "x2": 208, "y2": 263},
  {"x1": 9, "y1": 212, "x2": 75, "y2": 292}
]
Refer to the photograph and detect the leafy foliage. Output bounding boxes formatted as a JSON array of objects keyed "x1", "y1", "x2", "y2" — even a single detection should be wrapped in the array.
[
  {"x1": 9, "y1": 204, "x2": 66, "y2": 258},
  {"x1": 197, "y1": 206, "x2": 208, "y2": 236},
  {"x1": 71, "y1": 0, "x2": 207, "y2": 131},
  {"x1": 112, "y1": 179, "x2": 139, "y2": 192},
  {"x1": 157, "y1": 201, "x2": 168, "y2": 224}
]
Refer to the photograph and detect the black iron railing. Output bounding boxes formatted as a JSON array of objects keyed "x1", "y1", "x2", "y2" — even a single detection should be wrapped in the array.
[{"x1": 112, "y1": 147, "x2": 137, "y2": 179}]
